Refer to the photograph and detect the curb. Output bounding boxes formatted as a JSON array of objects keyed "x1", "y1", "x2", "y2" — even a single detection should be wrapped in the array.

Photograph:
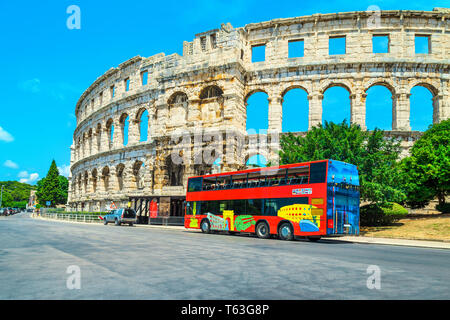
[{"x1": 334, "y1": 236, "x2": 450, "y2": 250}]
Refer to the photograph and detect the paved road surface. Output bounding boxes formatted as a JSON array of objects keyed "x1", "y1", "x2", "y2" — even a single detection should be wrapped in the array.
[{"x1": 0, "y1": 212, "x2": 448, "y2": 299}]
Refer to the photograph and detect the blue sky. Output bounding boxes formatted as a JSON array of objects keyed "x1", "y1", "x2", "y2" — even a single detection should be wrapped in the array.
[{"x1": 0, "y1": 0, "x2": 445, "y2": 183}]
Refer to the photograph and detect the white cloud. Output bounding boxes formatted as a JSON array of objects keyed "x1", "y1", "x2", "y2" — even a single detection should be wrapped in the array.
[
  {"x1": 3, "y1": 160, "x2": 19, "y2": 169},
  {"x1": 18, "y1": 171, "x2": 29, "y2": 178},
  {"x1": 19, "y1": 172, "x2": 39, "y2": 184},
  {"x1": 0, "y1": 126, "x2": 14, "y2": 142},
  {"x1": 19, "y1": 78, "x2": 41, "y2": 93},
  {"x1": 58, "y1": 164, "x2": 71, "y2": 177}
]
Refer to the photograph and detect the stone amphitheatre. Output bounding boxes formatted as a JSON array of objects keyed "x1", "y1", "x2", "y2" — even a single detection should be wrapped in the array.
[{"x1": 67, "y1": 8, "x2": 449, "y2": 223}]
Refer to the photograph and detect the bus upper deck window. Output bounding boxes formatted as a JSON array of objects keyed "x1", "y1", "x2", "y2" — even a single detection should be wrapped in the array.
[{"x1": 309, "y1": 161, "x2": 327, "y2": 184}]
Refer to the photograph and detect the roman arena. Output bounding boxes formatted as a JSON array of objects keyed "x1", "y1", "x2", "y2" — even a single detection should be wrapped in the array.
[{"x1": 67, "y1": 8, "x2": 449, "y2": 224}]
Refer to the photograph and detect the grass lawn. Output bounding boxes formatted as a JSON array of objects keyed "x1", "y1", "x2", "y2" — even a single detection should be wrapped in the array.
[{"x1": 360, "y1": 214, "x2": 450, "y2": 242}]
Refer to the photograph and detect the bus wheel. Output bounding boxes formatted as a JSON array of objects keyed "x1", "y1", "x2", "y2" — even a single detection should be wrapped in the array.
[
  {"x1": 278, "y1": 223, "x2": 294, "y2": 241},
  {"x1": 307, "y1": 236, "x2": 321, "y2": 242},
  {"x1": 256, "y1": 222, "x2": 270, "y2": 239},
  {"x1": 200, "y1": 220, "x2": 211, "y2": 234}
]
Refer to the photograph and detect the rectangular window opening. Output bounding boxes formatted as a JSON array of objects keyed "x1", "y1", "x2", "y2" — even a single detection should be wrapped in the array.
[
  {"x1": 288, "y1": 39, "x2": 304, "y2": 58},
  {"x1": 141, "y1": 71, "x2": 148, "y2": 86},
  {"x1": 125, "y1": 78, "x2": 130, "y2": 92},
  {"x1": 415, "y1": 35, "x2": 431, "y2": 54},
  {"x1": 372, "y1": 34, "x2": 389, "y2": 53},
  {"x1": 329, "y1": 36, "x2": 346, "y2": 55},
  {"x1": 251, "y1": 44, "x2": 266, "y2": 63}
]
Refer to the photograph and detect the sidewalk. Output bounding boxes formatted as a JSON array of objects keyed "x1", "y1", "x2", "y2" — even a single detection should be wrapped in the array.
[{"x1": 336, "y1": 235, "x2": 450, "y2": 250}]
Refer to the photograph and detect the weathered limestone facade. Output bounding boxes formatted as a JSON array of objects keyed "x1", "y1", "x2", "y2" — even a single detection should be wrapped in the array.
[{"x1": 68, "y1": 9, "x2": 450, "y2": 215}]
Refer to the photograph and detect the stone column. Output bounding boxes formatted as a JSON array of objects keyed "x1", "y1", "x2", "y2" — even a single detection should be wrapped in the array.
[
  {"x1": 392, "y1": 92, "x2": 411, "y2": 131},
  {"x1": 268, "y1": 96, "x2": 283, "y2": 134},
  {"x1": 128, "y1": 119, "x2": 140, "y2": 145},
  {"x1": 91, "y1": 133, "x2": 98, "y2": 155},
  {"x1": 308, "y1": 93, "x2": 323, "y2": 130},
  {"x1": 113, "y1": 120, "x2": 122, "y2": 149},
  {"x1": 350, "y1": 91, "x2": 367, "y2": 130},
  {"x1": 433, "y1": 94, "x2": 449, "y2": 124}
]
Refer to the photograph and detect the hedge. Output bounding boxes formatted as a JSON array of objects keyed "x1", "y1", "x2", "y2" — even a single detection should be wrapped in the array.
[{"x1": 360, "y1": 202, "x2": 408, "y2": 226}]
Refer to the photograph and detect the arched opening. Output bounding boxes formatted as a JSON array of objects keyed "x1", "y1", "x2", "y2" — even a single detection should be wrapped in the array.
[
  {"x1": 365, "y1": 85, "x2": 393, "y2": 130},
  {"x1": 200, "y1": 85, "x2": 223, "y2": 99},
  {"x1": 91, "y1": 169, "x2": 98, "y2": 193},
  {"x1": 166, "y1": 156, "x2": 184, "y2": 186},
  {"x1": 87, "y1": 129, "x2": 93, "y2": 156},
  {"x1": 199, "y1": 85, "x2": 224, "y2": 122},
  {"x1": 168, "y1": 92, "x2": 188, "y2": 125},
  {"x1": 410, "y1": 85, "x2": 434, "y2": 131},
  {"x1": 83, "y1": 171, "x2": 89, "y2": 194},
  {"x1": 106, "y1": 119, "x2": 114, "y2": 149},
  {"x1": 282, "y1": 87, "x2": 309, "y2": 132},
  {"x1": 116, "y1": 164, "x2": 125, "y2": 191},
  {"x1": 322, "y1": 85, "x2": 351, "y2": 125},
  {"x1": 101, "y1": 167, "x2": 110, "y2": 192},
  {"x1": 96, "y1": 123, "x2": 102, "y2": 152},
  {"x1": 246, "y1": 154, "x2": 267, "y2": 168},
  {"x1": 246, "y1": 91, "x2": 268, "y2": 134},
  {"x1": 132, "y1": 160, "x2": 145, "y2": 190},
  {"x1": 119, "y1": 114, "x2": 129, "y2": 146},
  {"x1": 137, "y1": 109, "x2": 149, "y2": 142}
]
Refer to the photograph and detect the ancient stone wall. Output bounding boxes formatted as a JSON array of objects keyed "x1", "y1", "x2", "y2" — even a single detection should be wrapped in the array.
[{"x1": 67, "y1": 9, "x2": 449, "y2": 212}]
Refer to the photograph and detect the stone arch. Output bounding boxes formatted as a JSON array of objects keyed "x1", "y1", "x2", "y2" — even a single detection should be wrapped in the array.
[
  {"x1": 365, "y1": 84, "x2": 394, "y2": 130},
  {"x1": 244, "y1": 88, "x2": 269, "y2": 104},
  {"x1": 105, "y1": 118, "x2": 114, "y2": 149},
  {"x1": 410, "y1": 84, "x2": 436, "y2": 131},
  {"x1": 91, "y1": 168, "x2": 98, "y2": 193},
  {"x1": 101, "y1": 166, "x2": 110, "y2": 192},
  {"x1": 281, "y1": 85, "x2": 310, "y2": 98},
  {"x1": 132, "y1": 160, "x2": 145, "y2": 190},
  {"x1": 364, "y1": 80, "x2": 396, "y2": 96},
  {"x1": 244, "y1": 149, "x2": 270, "y2": 168},
  {"x1": 320, "y1": 81, "x2": 353, "y2": 95},
  {"x1": 96, "y1": 123, "x2": 102, "y2": 152},
  {"x1": 87, "y1": 128, "x2": 93, "y2": 156},
  {"x1": 165, "y1": 155, "x2": 184, "y2": 187},
  {"x1": 116, "y1": 163, "x2": 125, "y2": 191},
  {"x1": 321, "y1": 81, "x2": 353, "y2": 125},
  {"x1": 135, "y1": 107, "x2": 149, "y2": 142},
  {"x1": 199, "y1": 85, "x2": 223, "y2": 99},
  {"x1": 168, "y1": 92, "x2": 188, "y2": 125},
  {"x1": 407, "y1": 81, "x2": 439, "y2": 97},
  {"x1": 281, "y1": 86, "x2": 310, "y2": 132},
  {"x1": 198, "y1": 85, "x2": 224, "y2": 122},
  {"x1": 246, "y1": 91, "x2": 269, "y2": 133},
  {"x1": 83, "y1": 171, "x2": 89, "y2": 194},
  {"x1": 119, "y1": 113, "x2": 129, "y2": 146}
]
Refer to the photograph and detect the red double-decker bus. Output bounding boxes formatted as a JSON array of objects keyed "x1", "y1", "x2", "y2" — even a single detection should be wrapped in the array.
[{"x1": 185, "y1": 159, "x2": 360, "y2": 241}]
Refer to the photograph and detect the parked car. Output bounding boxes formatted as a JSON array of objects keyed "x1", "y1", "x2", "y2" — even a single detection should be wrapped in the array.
[
  {"x1": 0, "y1": 208, "x2": 7, "y2": 216},
  {"x1": 102, "y1": 208, "x2": 137, "y2": 226}
]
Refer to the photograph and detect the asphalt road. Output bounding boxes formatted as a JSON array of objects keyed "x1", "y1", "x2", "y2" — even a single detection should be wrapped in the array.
[{"x1": 0, "y1": 212, "x2": 449, "y2": 300}]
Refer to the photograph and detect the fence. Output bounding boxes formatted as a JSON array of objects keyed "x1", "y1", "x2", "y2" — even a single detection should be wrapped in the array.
[{"x1": 32, "y1": 212, "x2": 102, "y2": 223}]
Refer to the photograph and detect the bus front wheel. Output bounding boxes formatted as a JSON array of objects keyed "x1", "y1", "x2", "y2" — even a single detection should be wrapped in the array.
[
  {"x1": 256, "y1": 222, "x2": 270, "y2": 239},
  {"x1": 201, "y1": 220, "x2": 211, "y2": 234},
  {"x1": 278, "y1": 223, "x2": 294, "y2": 241}
]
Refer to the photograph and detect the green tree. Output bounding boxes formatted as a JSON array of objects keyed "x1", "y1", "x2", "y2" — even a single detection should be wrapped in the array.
[
  {"x1": 279, "y1": 121, "x2": 405, "y2": 204},
  {"x1": 0, "y1": 181, "x2": 36, "y2": 207},
  {"x1": 36, "y1": 160, "x2": 65, "y2": 207},
  {"x1": 400, "y1": 119, "x2": 450, "y2": 209}
]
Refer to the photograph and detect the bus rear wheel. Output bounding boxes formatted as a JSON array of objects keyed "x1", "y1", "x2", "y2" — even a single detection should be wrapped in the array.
[
  {"x1": 278, "y1": 222, "x2": 294, "y2": 241},
  {"x1": 200, "y1": 220, "x2": 211, "y2": 234},
  {"x1": 256, "y1": 222, "x2": 270, "y2": 239}
]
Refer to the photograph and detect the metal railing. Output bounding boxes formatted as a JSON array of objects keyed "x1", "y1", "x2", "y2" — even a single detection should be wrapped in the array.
[{"x1": 32, "y1": 212, "x2": 102, "y2": 223}]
